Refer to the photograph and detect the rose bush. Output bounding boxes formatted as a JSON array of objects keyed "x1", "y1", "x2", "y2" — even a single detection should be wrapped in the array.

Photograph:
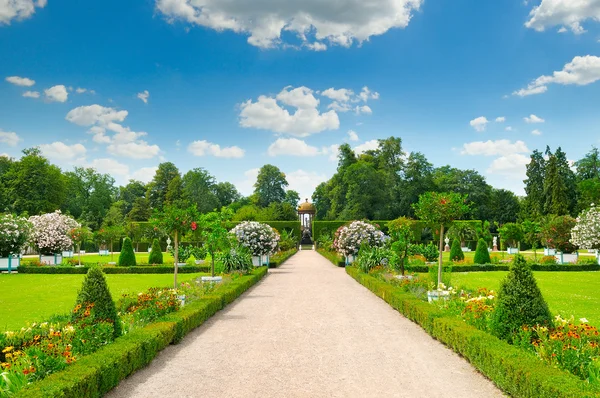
[
  {"x1": 333, "y1": 221, "x2": 388, "y2": 257},
  {"x1": 0, "y1": 214, "x2": 32, "y2": 257},
  {"x1": 29, "y1": 211, "x2": 79, "y2": 255},
  {"x1": 230, "y1": 221, "x2": 279, "y2": 256}
]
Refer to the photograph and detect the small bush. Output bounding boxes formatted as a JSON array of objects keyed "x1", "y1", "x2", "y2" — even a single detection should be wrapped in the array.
[
  {"x1": 72, "y1": 266, "x2": 121, "y2": 338},
  {"x1": 539, "y1": 255, "x2": 557, "y2": 265},
  {"x1": 491, "y1": 255, "x2": 553, "y2": 343},
  {"x1": 473, "y1": 238, "x2": 491, "y2": 264},
  {"x1": 218, "y1": 245, "x2": 253, "y2": 274},
  {"x1": 449, "y1": 239, "x2": 464, "y2": 262},
  {"x1": 148, "y1": 239, "x2": 163, "y2": 265},
  {"x1": 421, "y1": 243, "x2": 439, "y2": 262},
  {"x1": 118, "y1": 238, "x2": 136, "y2": 267}
]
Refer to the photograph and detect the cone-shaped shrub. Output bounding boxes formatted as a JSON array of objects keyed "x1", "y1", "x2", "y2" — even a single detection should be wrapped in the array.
[
  {"x1": 491, "y1": 255, "x2": 553, "y2": 342},
  {"x1": 473, "y1": 238, "x2": 491, "y2": 264},
  {"x1": 449, "y1": 238, "x2": 464, "y2": 262},
  {"x1": 148, "y1": 238, "x2": 163, "y2": 265},
  {"x1": 118, "y1": 237, "x2": 136, "y2": 266},
  {"x1": 73, "y1": 266, "x2": 121, "y2": 338}
]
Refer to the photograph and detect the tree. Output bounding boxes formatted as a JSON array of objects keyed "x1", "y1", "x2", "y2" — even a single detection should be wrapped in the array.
[
  {"x1": 523, "y1": 150, "x2": 546, "y2": 219},
  {"x1": 147, "y1": 162, "x2": 181, "y2": 211},
  {"x1": 449, "y1": 239, "x2": 464, "y2": 262},
  {"x1": 473, "y1": 238, "x2": 491, "y2": 264},
  {"x1": 522, "y1": 220, "x2": 541, "y2": 261},
  {"x1": 69, "y1": 226, "x2": 91, "y2": 266},
  {"x1": 575, "y1": 147, "x2": 600, "y2": 211},
  {"x1": 118, "y1": 237, "x2": 136, "y2": 266},
  {"x1": 148, "y1": 238, "x2": 163, "y2": 265},
  {"x1": 0, "y1": 155, "x2": 14, "y2": 212},
  {"x1": 397, "y1": 152, "x2": 435, "y2": 217},
  {"x1": 284, "y1": 190, "x2": 300, "y2": 208},
  {"x1": 388, "y1": 217, "x2": 414, "y2": 276},
  {"x1": 103, "y1": 200, "x2": 127, "y2": 227},
  {"x1": 96, "y1": 225, "x2": 124, "y2": 262},
  {"x1": 432, "y1": 167, "x2": 492, "y2": 220},
  {"x1": 543, "y1": 147, "x2": 573, "y2": 216},
  {"x1": 312, "y1": 182, "x2": 331, "y2": 220},
  {"x1": 200, "y1": 208, "x2": 233, "y2": 277},
  {"x1": 214, "y1": 182, "x2": 241, "y2": 208},
  {"x1": 127, "y1": 197, "x2": 152, "y2": 221},
  {"x1": 118, "y1": 180, "x2": 147, "y2": 214},
  {"x1": 571, "y1": 205, "x2": 600, "y2": 250},
  {"x1": 498, "y1": 222, "x2": 523, "y2": 249},
  {"x1": 488, "y1": 189, "x2": 521, "y2": 225},
  {"x1": 540, "y1": 215, "x2": 577, "y2": 253},
  {"x1": 446, "y1": 223, "x2": 475, "y2": 247},
  {"x1": 182, "y1": 168, "x2": 219, "y2": 213},
  {"x1": 413, "y1": 192, "x2": 470, "y2": 287},
  {"x1": 254, "y1": 164, "x2": 288, "y2": 207}
]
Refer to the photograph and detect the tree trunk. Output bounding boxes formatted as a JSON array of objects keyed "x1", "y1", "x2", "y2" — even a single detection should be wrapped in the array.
[
  {"x1": 78, "y1": 243, "x2": 81, "y2": 267},
  {"x1": 110, "y1": 241, "x2": 114, "y2": 262},
  {"x1": 438, "y1": 224, "x2": 444, "y2": 288},
  {"x1": 211, "y1": 250, "x2": 215, "y2": 278},
  {"x1": 173, "y1": 231, "x2": 179, "y2": 289}
]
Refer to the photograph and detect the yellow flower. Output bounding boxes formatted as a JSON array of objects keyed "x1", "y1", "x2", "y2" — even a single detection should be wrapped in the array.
[{"x1": 2, "y1": 346, "x2": 13, "y2": 353}]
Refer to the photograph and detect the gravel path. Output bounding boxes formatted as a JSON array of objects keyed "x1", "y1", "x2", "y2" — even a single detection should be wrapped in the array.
[{"x1": 107, "y1": 250, "x2": 503, "y2": 398}]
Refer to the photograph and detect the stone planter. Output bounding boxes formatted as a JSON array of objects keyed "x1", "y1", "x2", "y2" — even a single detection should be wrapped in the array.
[
  {"x1": 40, "y1": 254, "x2": 62, "y2": 265},
  {"x1": 555, "y1": 253, "x2": 578, "y2": 265},
  {"x1": 427, "y1": 290, "x2": 450, "y2": 303},
  {"x1": 251, "y1": 255, "x2": 270, "y2": 267},
  {"x1": 177, "y1": 295, "x2": 186, "y2": 307},
  {"x1": 177, "y1": 262, "x2": 187, "y2": 267},
  {"x1": 195, "y1": 259, "x2": 206, "y2": 265},
  {"x1": 99, "y1": 249, "x2": 109, "y2": 256},
  {"x1": 395, "y1": 274, "x2": 415, "y2": 281},
  {"x1": 507, "y1": 247, "x2": 519, "y2": 255},
  {"x1": 345, "y1": 254, "x2": 356, "y2": 265},
  {"x1": 461, "y1": 247, "x2": 472, "y2": 252},
  {"x1": 543, "y1": 248, "x2": 557, "y2": 256},
  {"x1": 0, "y1": 255, "x2": 20, "y2": 272},
  {"x1": 201, "y1": 276, "x2": 223, "y2": 283},
  {"x1": 62, "y1": 250, "x2": 74, "y2": 258}
]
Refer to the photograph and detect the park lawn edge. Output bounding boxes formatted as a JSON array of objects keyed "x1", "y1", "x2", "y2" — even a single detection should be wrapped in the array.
[
  {"x1": 17, "y1": 265, "x2": 211, "y2": 274},
  {"x1": 16, "y1": 266, "x2": 269, "y2": 398},
  {"x1": 344, "y1": 266, "x2": 600, "y2": 398}
]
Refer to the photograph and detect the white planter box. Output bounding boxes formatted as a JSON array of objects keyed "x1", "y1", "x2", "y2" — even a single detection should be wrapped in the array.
[
  {"x1": 40, "y1": 254, "x2": 62, "y2": 265},
  {"x1": 345, "y1": 254, "x2": 356, "y2": 265},
  {"x1": 0, "y1": 256, "x2": 20, "y2": 272},
  {"x1": 555, "y1": 253, "x2": 578, "y2": 264},
  {"x1": 62, "y1": 251, "x2": 74, "y2": 258},
  {"x1": 195, "y1": 259, "x2": 205, "y2": 265},
  {"x1": 201, "y1": 276, "x2": 223, "y2": 283},
  {"x1": 99, "y1": 249, "x2": 109, "y2": 256},
  {"x1": 177, "y1": 295, "x2": 186, "y2": 307},
  {"x1": 395, "y1": 275, "x2": 415, "y2": 281},
  {"x1": 79, "y1": 250, "x2": 86, "y2": 254},
  {"x1": 507, "y1": 248, "x2": 519, "y2": 254},
  {"x1": 251, "y1": 255, "x2": 270, "y2": 266},
  {"x1": 177, "y1": 262, "x2": 187, "y2": 267},
  {"x1": 427, "y1": 290, "x2": 450, "y2": 303},
  {"x1": 543, "y1": 248, "x2": 557, "y2": 256},
  {"x1": 148, "y1": 248, "x2": 152, "y2": 253},
  {"x1": 461, "y1": 247, "x2": 471, "y2": 252}
]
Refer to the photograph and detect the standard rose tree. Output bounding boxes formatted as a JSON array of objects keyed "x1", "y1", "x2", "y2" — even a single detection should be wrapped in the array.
[{"x1": 200, "y1": 208, "x2": 233, "y2": 277}]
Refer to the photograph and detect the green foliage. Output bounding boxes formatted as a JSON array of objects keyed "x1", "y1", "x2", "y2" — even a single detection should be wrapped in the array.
[
  {"x1": 73, "y1": 266, "x2": 121, "y2": 338},
  {"x1": 498, "y1": 222, "x2": 524, "y2": 248},
  {"x1": 218, "y1": 245, "x2": 253, "y2": 274},
  {"x1": 148, "y1": 238, "x2": 163, "y2": 265},
  {"x1": 446, "y1": 223, "x2": 475, "y2": 246},
  {"x1": 254, "y1": 164, "x2": 288, "y2": 207},
  {"x1": 355, "y1": 245, "x2": 390, "y2": 273},
  {"x1": 316, "y1": 248, "x2": 345, "y2": 267},
  {"x1": 473, "y1": 238, "x2": 491, "y2": 264},
  {"x1": 200, "y1": 208, "x2": 233, "y2": 277},
  {"x1": 540, "y1": 215, "x2": 577, "y2": 253},
  {"x1": 278, "y1": 229, "x2": 297, "y2": 251},
  {"x1": 117, "y1": 238, "x2": 136, "y2": 267},
  {"x1": 449, "y1": 239, "x2": 464, "y2": 262},
  {"x1": 491, "y1": 255, "x2": 554, "y2": 343},
  {"x1": 388, "y1": 217, "x2": 414, "y2": 275},
  {"x1": 268, "y1": 249, "x2": 297, "y2": 268}
]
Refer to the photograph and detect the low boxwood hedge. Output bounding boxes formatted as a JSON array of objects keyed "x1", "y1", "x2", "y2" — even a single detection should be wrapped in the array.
[
  {"x1": 316, "y1": 248, "x2": 345, "y2": 267},
  {"x1": 268, "y1": 248, "x2": 298, "y2": 268},
  {"x1": 346, "y1": 267, "x2": 600, "y2": 398},
  {"x1": 18, "y1": 265, "x2": 211, "y2": 274},
  {"x1": 16, "y1": 266, "x2": 268, "y2": 397}
]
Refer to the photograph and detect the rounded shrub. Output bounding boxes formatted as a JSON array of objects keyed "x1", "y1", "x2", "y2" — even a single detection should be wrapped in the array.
[
  {"x1": 148, "y1": 238, "x2": 163, "y2": 265},
  {"x1": 118, "y1": 237, "x2": 136, "y2": 267},
  {"x1": 491, "y1": 255, "x2": 553, "y2": 342},
  {"x1": 449, "y1": 239, "x2": 464, "y2": 262},
  {"x1": 473, "y1": 238, "x2": 491, "y2": 264},
  {"x1": 73, "y1": 266, "x2": 121, "y2": 338}
]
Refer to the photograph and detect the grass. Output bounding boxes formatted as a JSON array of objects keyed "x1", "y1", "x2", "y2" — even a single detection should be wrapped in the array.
[
  {"x1": 450, "y1": 271, "x2": 600, "y2": 327},
  {"x1": 0, "y1": 273, "x2": 204, "y2": 331}
]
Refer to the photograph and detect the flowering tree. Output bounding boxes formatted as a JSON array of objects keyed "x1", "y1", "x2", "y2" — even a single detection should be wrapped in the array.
[
  {"x1": 151, "y1": 205, "x2": 199, "y2": 287},
  {"x1": 571, "y1": 204, "x2": 600, "y2": 250},
  {"x1": 201, "y1": 208, "x2": 233, "y2": 277},
  {"x1": 540, "y1": 215, "x2": 577, "y2": 253},
  {"x1": 333, "y1": 221, "x2": 387, "y2": 257},
  {"x1": 29, "y1": 211, "x2": 79, "y2": 255},
  {"x1": 413, "y1": 192, "x2": 470, "y2": 288},
  {"x1": 0, "y1": 214, "x2": 32, "y2": 257},
  {"x1": 387, "y1": 217, "x2": 414, "y2": 276},
  {"x1": 230, "y1": 221, "x2": 280, "y2": 257}
]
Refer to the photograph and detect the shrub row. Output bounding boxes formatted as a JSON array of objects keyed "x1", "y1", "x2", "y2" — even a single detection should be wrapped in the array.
[
  {"x1": 16, "y1": 267, "x2": 268, "y2": 397},
  {"x1": 18, "y1": 265, "x2": 211, "y2": 274},
  {"x1": 345, "y1": 267, "x2": 599, "y2": 398},
  {"x1": 317, "y1": 248, "x2": 345, "y2": 267},
  {"x1": 268, "y1": 248, "x2": 298, "y2": 268}
]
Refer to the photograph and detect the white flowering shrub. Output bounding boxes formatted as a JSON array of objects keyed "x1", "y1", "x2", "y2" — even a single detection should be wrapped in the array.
[
  {"x1": 333, "y1": 221, "x2": 388, "y2": 257},
  {"x1": 29, "y1": 211, "x2": 80, "y2": 255},
  {"x1": 230, "y1": 221, "x2": 280, "y2": 256},
  {"x1": 0, "y1": 214, "x2": 32, "y2": 257},
  {"x1": 571, "y1": 204, "x2": 600, "y2": 249}
]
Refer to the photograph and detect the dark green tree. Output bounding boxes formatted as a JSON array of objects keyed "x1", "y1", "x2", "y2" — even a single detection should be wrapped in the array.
[
  {"x1": 284, "y1": 190, "x2": 300, "y2": 208},
  {"x1": 147, "y1": 162, "x2": 181, "y2": 211},
  {"x1": 118, "y1": 237, "x2": 136, "y2": 266},
  {"x1": 543, "y1": 147, "x2": 573, "y2": 216},
  {"x1": 148, "y1": 238, "x2": 163, "y2": 264},
  {"x1": 473, "y1": 238, "x2": 491, "y2": 264},
  {"x1": 449, "y1": 239, "x2": 464, "y2": 262},
  {"x1": 118, "y1": 180, "x2": 147, "y2": 214},
  {"x1": 254, "y1": 164, "x2": 288, "y2": 207},
  {"x1": 182, "y1": 168, "x2": 220, "y2": 213},
  {"x1": 488, "y1": 189, "x2": 521, "y2": 225},
  {"x1": 214, "y1": 181, "x2": 241, "y2": 208},
  {"x1": 127, "y1": 197, "x2": 152, "y2": 221},
  {"x1": 522, "y1": 150, "x2": 546, "y2": 220}
]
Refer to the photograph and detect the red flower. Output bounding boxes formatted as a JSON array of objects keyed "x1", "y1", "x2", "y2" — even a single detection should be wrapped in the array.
[{"x1": 191, "y1": 222, "x2": 197, "y2": 231}]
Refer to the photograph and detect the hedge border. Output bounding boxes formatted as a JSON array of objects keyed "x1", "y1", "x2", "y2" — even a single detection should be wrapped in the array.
[
  {"x1": 15, "y1": 267, "x2": 268, "y2": 398},
  {"x1": 345, "y1": 266, "x2": 600, "y2": 398},
  {"x1": 268, "y1": 248, "x2": 298, "y2": 268},
  {"x1": 316, "y1": 248, "x2": 345, "y2": 267},
  {"x1": 17, "y1": 265, "x2": 211, "y2": 274}
]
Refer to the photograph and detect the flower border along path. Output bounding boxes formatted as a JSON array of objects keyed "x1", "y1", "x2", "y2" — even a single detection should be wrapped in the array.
[
  {"x1": 345, "y1": 266, "x2": 600, "y2": 398},
  {"x1": 15, "y1": 267, "x2": 268, "y2": 398}
]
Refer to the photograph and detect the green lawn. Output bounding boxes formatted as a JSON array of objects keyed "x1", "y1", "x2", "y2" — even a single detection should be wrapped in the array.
[
  {"x1": 450, "y1": 271, "x2": 600, "y2": 327},
  {"x1": 0, "y1": 273, "x2": 203, "y2": 331}
]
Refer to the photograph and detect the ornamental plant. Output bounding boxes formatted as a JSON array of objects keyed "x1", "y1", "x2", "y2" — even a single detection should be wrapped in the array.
[
  {"x1": 29, "y1": 211, "x2": 79, "y2": 255},
  {"x1": 473, "y1": 238, "x2": 491, "y2": 264},
  {"x1": 540, "y1": 215, "x2": 577, "y2": 253},
  {"x1": 118, "y1": 237, "x2": 136, "y2": 266},
  {"x1": 449, "y1": 239, "x2": 464, "y2": 262},
  {"x1": 69, "y1": 226, "x2": 91, "y2": 266},
  {"x1": 498, "y1": 222, "x2": 523, "y2": 249},
  {"x1": 388, "y1": 217, "x2": 414, "y2": 276},
  {"x1": 148, "y1": 238, "x2": 163, "y2": 265},
  {"x1": 0, "y1": 214, "x2": 32, "y2": 258},
  {"x1": 571, "y1": 204, "x2": 600, "y2": 251},
  {"x1": 230, "y1": 221, "x2": 280, "y2": 256},
  {"x1": 200, "y1": 208, "x2": 233, "y2": 277},
  {"x1": 333, "y1": 221, "x2": 387, "y2": 257}
]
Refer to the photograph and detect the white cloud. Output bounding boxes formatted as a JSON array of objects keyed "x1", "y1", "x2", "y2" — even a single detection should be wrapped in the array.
[
  {"x1": 239, "y1": 86, "x2": 339, "y2": 137},
  {"x1": 321, "y1": 88, "x2": 354, "y2": 103},
  {"x1": 267, "y1": 138, "x2": 321, "y2": 157},
  {"x1": 88, "y1": 158, "x2": 130, "y2": 177},
  {"x1": 22, "y1": 90, "x2": 39, "y2": 98},
  {"x1": 305, "y1": 42, "x2": 327, "y2": 51},
  {"x1": 0, "y1": 130, "x2": 21, "y2": 146},
  {"x1": 524, "y1": 114, "x2": 545, "y2": 123},
  {"x1": 354, "y1": 139, "x2": 379, "y2": 154},
  {"x1": 355, "y1": 105, "x2": 372, "y2": 115},
  {"x1": 469, "y1": 116, "x2": 489, "y2": 132},
  {"x1": 188, "y1": 140, "x2": 245, "y2": 158},
  {"x1": 137, "y1": 90, "x2": 150, "y2": 104},
  {"x1": 236, "y1": 168, "x2": 261, "y2": 196},
  {"x1": 5, "y1": 76, "x2": 35, "y2": 86},
  {"x1": 107, "y1": 140, "x2": 160, "y2": 160},
  {"x1": 44, "y1": 85, "x2": 68, "y2": 102},
  {"x1": 461, "y1": 139, "x2": 530, "y2": 156},
  {"x1": 532, "y1": 129, "x2": 543, "y2": 135},
  {"x1": 322, "y1": 86, "x2": 379, "y2": 113},
  {"x1": 39, "y1": 142, "x2": 87, "y2": 160},
  {"x1": 0, "y1": 0, "x2": 46, "y2": 24},
  {"x1": 487, "y1": 153, "x2": 531, "y2": 176},
  {"x1": 130, "y1": 166, "x2": 158, "y2": 183},
  {"x1": 347, "y1": 130, "x2": 359, "y2": 141},
  {"x1": 66, "y1": 105, "x2": 128, "y2": 126},
  {"x1": 0, "y1": 153, "x2": 10, "y2": 158},
  {"x1": 359, "y1": 86, "x2": 380, "y2": 102},
  {"x1": 558, "y1": 27, "x2": 568, "y2": 33},
  {"x1": 286, "y1": 169, "x2": 329, "y2": 201},
  {"x1": 505, "y1": 126, "x2": 513, "y2": 132},
  {"x1": 525, "y1": 0, "x2": 600, "y2": 34},
  {"x1": 495, "y1": 116, "x2": 506, "y2": 123},
  {"x1": 514, "y1": 55, "x2": 600, "y2": 96},
  {"x1": 322, "y1": 144, "x2": 340, "y2": 161},
  {"x1": 155, "y1": 0, "x2": 422, "y2": 50},
  {"x1": 75, "y1": 87, "x2": 95, "y2": 94}
]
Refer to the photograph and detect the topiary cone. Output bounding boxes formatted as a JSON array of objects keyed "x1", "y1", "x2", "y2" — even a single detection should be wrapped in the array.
[
  {"x1": 148, "y1": 238, "x2": 163, "y2": 265},
  {"x1": 449, "y1": 238, "x2": 464, "y2": 262},
  {"x1": 473, "y1": 238, "x2": 491, "y2": 264},
  {"x1": 118, "y1": 237, "x2": 136, "y2": 267}
]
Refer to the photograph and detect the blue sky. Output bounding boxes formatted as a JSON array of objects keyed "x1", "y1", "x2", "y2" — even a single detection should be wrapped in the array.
[{"x1": 1, "y1": 0, "x2": 600, "y2": 199}]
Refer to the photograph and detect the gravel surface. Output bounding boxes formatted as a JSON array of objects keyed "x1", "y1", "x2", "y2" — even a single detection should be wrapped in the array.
[{"x1": 107, "y1": 250, "x2": 504, "y2": 398}]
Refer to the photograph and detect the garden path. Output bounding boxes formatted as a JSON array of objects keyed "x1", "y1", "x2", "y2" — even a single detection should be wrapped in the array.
[{"x1": 107, "y1": 250, "x2": 503, "y2": 398}]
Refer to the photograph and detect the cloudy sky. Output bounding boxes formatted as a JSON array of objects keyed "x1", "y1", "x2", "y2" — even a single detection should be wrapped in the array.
[{"x1": 1, "y1": 1, "x2": 600, "y2": 199}]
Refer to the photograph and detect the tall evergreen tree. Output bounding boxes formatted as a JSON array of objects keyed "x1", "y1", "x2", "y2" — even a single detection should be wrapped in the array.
[
  {"x1": 543, "y1": 147, "x2": 570, "y2": 216},
  {"x1": 147, "y1": 162, "x2": 181, "y2": 211},
  {"x1": 523, "y1": 150, "x2": 546, "y2": 219}
]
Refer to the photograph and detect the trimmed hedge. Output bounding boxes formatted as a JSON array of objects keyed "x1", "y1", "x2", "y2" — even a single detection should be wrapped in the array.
[
  {"x1": 19, "y1": 265, "x2": 211, "y2": 274},
  {"x1": 317, "y1": 248, "x2": 345, "y2": 267},
  {"x1": 16, "y1": 267, "x2": 268, "y2": 397},
  {"x1": 345, "y1": 267, "x2": 600, "y2": 398},
  {"x1": 268, "y1": 248, "x2": 298, "y2": 268}
]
